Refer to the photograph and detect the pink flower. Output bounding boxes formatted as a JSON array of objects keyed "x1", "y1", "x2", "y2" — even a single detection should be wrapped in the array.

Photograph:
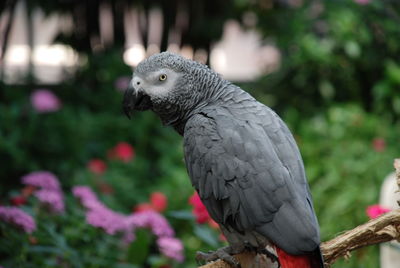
[
  {"x1": 126, "y1": 210, "x2": 175, "y2": 238},
  {"x1": 157, "y1": 237, "x2": 184, "y2": 262},
  {"x1": 189, "y1": 192, "x2": 211, "y2": 224},
  {"x1": 108, "y1": 142, "x2": 135, "y2": 162},
  {"x1": 10, "y1": 196, "x2": 27, "y2": 206},
  {"x1": 87, "y1": 159, "x2": 107, "y2": 175},
  {"x1": 22, "y1": 185, "x2": 36, "y2": 197},
  {"x1": 208, "y1": 218, "x2": 219, "y2": 229},
  {"x1": 73, "y1": 186, "x2": 127, "y2": 234},
  {"x1": 114, "y1": 76, "x2": 131, "y2": 91},
  {"x1": 73, "y1": 185, "x2": 183, "y2": 262},
  {"x1": 372, "y1": 138, "x2": 386, "y2": 152},
  {"x1": 219, "y1": 233, "x2": 227, "y2": 242},
  {"x1": 133, "y1": 192, "x2": 168, "y2": 213},
  {"x1": 354, "y1": 0, "x2": 370, "y2": 4},
  {"x1": 73, "y1": 186, "x2": 103, "y2": 210},
  {"x1": 0, "y1": 206, "x2": 36, "y2": 233},
  {"x1": 86, "y1": 206, "x2": 127, "y2": 235},
  {"x1": 21, "y1": 171, "x2": 64, "y2": 213},
  {"x1": 188, "y1": 192, "x2": 222, "y2": 229},
  {"x1": 98, "y1": 182, "x2": 114, "y2": 195},
  {"x1": 150, "y1": 192, "x2": 168, "y2": 212},
  {"x1": 134, "y1": 203, "x2": 154, "y2": 212},
  {"x1": 30, "y1": 89, "x2": 61, "y2": 113},
  {"x1": 34, "y1": 189, "x2": 64, "y2": 213},
  {"x1": 366, "y1": 205, "x2": 391, "y2": 219},
  {"x1": 21, "y1": 171, "x2": 61, "y2": 192},
  {"x1": 74, "y1": 187, "x2": 174, "y2": 237}
]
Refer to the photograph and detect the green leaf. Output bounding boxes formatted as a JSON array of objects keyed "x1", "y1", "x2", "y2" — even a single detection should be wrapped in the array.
[
  {"x1": 194, "y1": 225, "x2": 219, "y2": 247},
  {"x1": 168, "y1": 210, "x2": 195, "y2": 220},
  {"x1": 344, "y1": 41, "x2": 361, "y2": 58},
  {"x1": 114, "y1": 263, "x2": 139, "y2": 268},
  {"x1": 28, "y1": 245, "x2": 64, "y2": 254},
  {"x1": 147, "y1": 254, "x2": 168, "y2": 267},
  {"x1": 127, "y1": 229, "x2": 152, "y2": 265},
  {"x1": 386, "y1": 60, "x2": 400, "y2": 84}
]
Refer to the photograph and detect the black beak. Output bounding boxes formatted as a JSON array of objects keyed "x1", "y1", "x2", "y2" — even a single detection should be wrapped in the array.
[
  {"x1": 122, "y1": 83, "x2": 152, "y2": 119},
  {"x1": 123, "y1": 84, "x2": 135, "y2": 119}
]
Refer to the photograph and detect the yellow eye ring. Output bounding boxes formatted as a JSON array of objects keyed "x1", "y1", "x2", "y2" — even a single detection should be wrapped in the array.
[{"x1": 159, "y1": 74, "x2": 167, "y2": 81}]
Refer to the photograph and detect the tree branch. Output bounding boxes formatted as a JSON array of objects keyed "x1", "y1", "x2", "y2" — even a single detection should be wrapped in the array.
[
  {"x1": 198, "y1": 159, "x2": 400, "y2": 268},
  {"x1": 321, "y1": 209, "x2": 400, "y2": 265},
  {"x1": 395, "y1": 159, "x2": 400, "y2": 207}
]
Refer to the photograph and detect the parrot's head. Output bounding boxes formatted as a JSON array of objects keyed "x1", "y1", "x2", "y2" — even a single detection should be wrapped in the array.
[{"x1": 123, "y1": 52, "x2": 227, "y2": 130}]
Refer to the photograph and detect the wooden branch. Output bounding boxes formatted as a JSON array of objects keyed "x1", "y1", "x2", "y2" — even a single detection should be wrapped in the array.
[
  {"x1": 395, "y1": 159, "x2": 400, "y2": 207},
  {"x1": 199, "y1": 159, "x2": 400, "y2": 268},
  {"x1": 321, "y1": 209, "x2": 400, "y2": 265}
]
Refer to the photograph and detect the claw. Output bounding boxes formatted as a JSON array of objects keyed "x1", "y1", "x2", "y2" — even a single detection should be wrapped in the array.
[
  {"x1": 259, "y1": 248, "x2": 280, "y2": 267},
  {"x1": 195, "y1": 246, "x2": 242, "y2": 268},
  {"x1": 196, "y1": 251, "x2": 217, "y2": 263}
]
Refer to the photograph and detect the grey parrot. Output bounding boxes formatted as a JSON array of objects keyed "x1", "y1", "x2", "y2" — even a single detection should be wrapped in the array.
[{"x1": 123, "y1": 52, "x2": 324, "y2": 268}]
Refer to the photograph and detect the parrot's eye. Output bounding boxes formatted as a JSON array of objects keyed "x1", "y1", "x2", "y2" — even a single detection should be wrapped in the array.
[{"x1": 159, "y1": 74, "x2": 167, "y2": 81}]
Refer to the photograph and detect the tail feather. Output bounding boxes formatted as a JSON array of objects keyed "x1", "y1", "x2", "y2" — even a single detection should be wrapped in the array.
[{"x1": 275, "y1": 246, "x2": 324, "y2": 268}]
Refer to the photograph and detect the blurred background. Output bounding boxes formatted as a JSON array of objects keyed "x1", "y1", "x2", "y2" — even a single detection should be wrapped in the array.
[{"x1": 1, "y1": 0, "x2": 400, "y2": 267}]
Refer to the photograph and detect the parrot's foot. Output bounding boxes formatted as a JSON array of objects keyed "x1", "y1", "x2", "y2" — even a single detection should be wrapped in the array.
[
  {"x1": 196, "y1": 245, "x2": 244, "y2": 268},
  {"x1": 258, "y1": 248, "x2": 280, "y2": 267},
  {"x1": 250, "y1": 253, "x2": 280, "y2": 268}
]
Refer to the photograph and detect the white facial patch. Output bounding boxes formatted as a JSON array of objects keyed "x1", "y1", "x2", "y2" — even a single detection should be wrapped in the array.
[{"x1": 137, "y1": 69, "x2": 180, "y2": 98}]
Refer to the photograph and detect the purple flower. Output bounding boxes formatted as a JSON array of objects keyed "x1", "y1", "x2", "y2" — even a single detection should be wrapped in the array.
[
  {"x1": 86, "y1": 207, "x2": 127, "y2": 235},
  {"x1": 30, "y1": 89, "x2": 61, "y2": 113},
  {"x1": 73, "y1": 186, "x2": 127, "y2": 234},
  {"x1": 34, "y1": 189, "x2": 64, "y2": 213},
  {"x1": 72, "y1": 186, "x2": 102, "y2": 210},
  {"x1": 157, "y1": 237, "x2": 184, "y2": 262},
  {"x1": 126, "y1": 211, "x2": 175, "y2": 238},
  {"x1": 0, "y1": 206, "x2": 36, "y2": 233},
  {"x1": 72, "y1": 186, "x2": 98, "y2": 202},
  {"x1": 73, "y1": 185, "x2": 184, "y2": 261},
  {"x1": 114, "y1": 76, "x2": 131, "y2": 92},
  {"x1": 21, "y1": 171, "x2": 64, "y2": 213},
  {"x1": 21, "y1": 171, "x2": 61, "y2": 192},
  {"x1": 354, "y1": 0, "x2": 370, "y2": 4}
]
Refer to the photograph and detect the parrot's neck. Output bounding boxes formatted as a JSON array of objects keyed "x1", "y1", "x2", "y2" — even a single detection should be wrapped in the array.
[
  {"x1": 170, "y1": 84, "x2": 251, "y2": 135},
  {"x1": 159, "y1": 81, "x2": 233, "y2": 135}
]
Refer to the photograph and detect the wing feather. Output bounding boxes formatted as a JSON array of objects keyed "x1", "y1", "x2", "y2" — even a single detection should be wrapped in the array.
[{"x1": 183, "y1": 105, "x2": 320, "y2": 255}]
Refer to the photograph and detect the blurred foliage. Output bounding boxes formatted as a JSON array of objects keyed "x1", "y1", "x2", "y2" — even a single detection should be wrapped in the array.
[
  {"x1": 0, "y1": 49, "x2": 225, "y2": 268},
  {"x1": 1, "y1": 0, "x2": 400, "y2": 267},
  {"x1": 284, "y1": 104, "x2": 400, "y2": 267},
  {"x1": 241, "y1": 0, "x2": 400, "y2": 119},
  {"x1": 0, "y1": 50, "x2": 183, "y2": 198},
  {"x1": 0, "y1": 183, "x2": 225, "y2": 268}
]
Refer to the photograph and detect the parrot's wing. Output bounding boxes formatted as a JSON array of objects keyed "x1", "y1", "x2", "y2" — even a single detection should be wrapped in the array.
[{"x1": 183, "y1": 106, "x2": 320, "y2": 255}]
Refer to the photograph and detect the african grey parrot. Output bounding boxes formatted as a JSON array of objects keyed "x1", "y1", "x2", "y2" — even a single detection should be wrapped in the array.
[{"x1": 123, "y1": 52, "x2": 324, "y2": 268}]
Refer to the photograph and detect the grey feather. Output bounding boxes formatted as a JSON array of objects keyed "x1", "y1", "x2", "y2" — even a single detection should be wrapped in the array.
[
  {"x1": 127, "y1": 52, "x2": 322, "y2": 262},
  {"x1": 183, "y1": 85, "x2": 320, "y2": 255}
]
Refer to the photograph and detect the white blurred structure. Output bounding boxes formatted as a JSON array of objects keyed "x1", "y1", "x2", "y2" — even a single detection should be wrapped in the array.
[
  {"x1": 379, "y1": 172, "x2": 400, "y2": 268},
  {"x1": 1, "y1": 1, "x2": 281, "y2": 84},
  {"x1": 1, "y1": 0, "x2": 78, "y2": 84},
  {"x1": 210, "y1": 20, "x2": 280, "y2": 82}
]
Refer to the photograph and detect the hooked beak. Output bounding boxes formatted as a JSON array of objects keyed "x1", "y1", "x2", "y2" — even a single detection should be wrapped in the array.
[{"x1": 122, "y1": 81, "x2": 152, "y2": 119}]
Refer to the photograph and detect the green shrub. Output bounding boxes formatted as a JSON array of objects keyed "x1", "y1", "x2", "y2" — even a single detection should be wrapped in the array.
[{"x1": 284, "y1": 104, "x2": 400, "y2": 267}]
